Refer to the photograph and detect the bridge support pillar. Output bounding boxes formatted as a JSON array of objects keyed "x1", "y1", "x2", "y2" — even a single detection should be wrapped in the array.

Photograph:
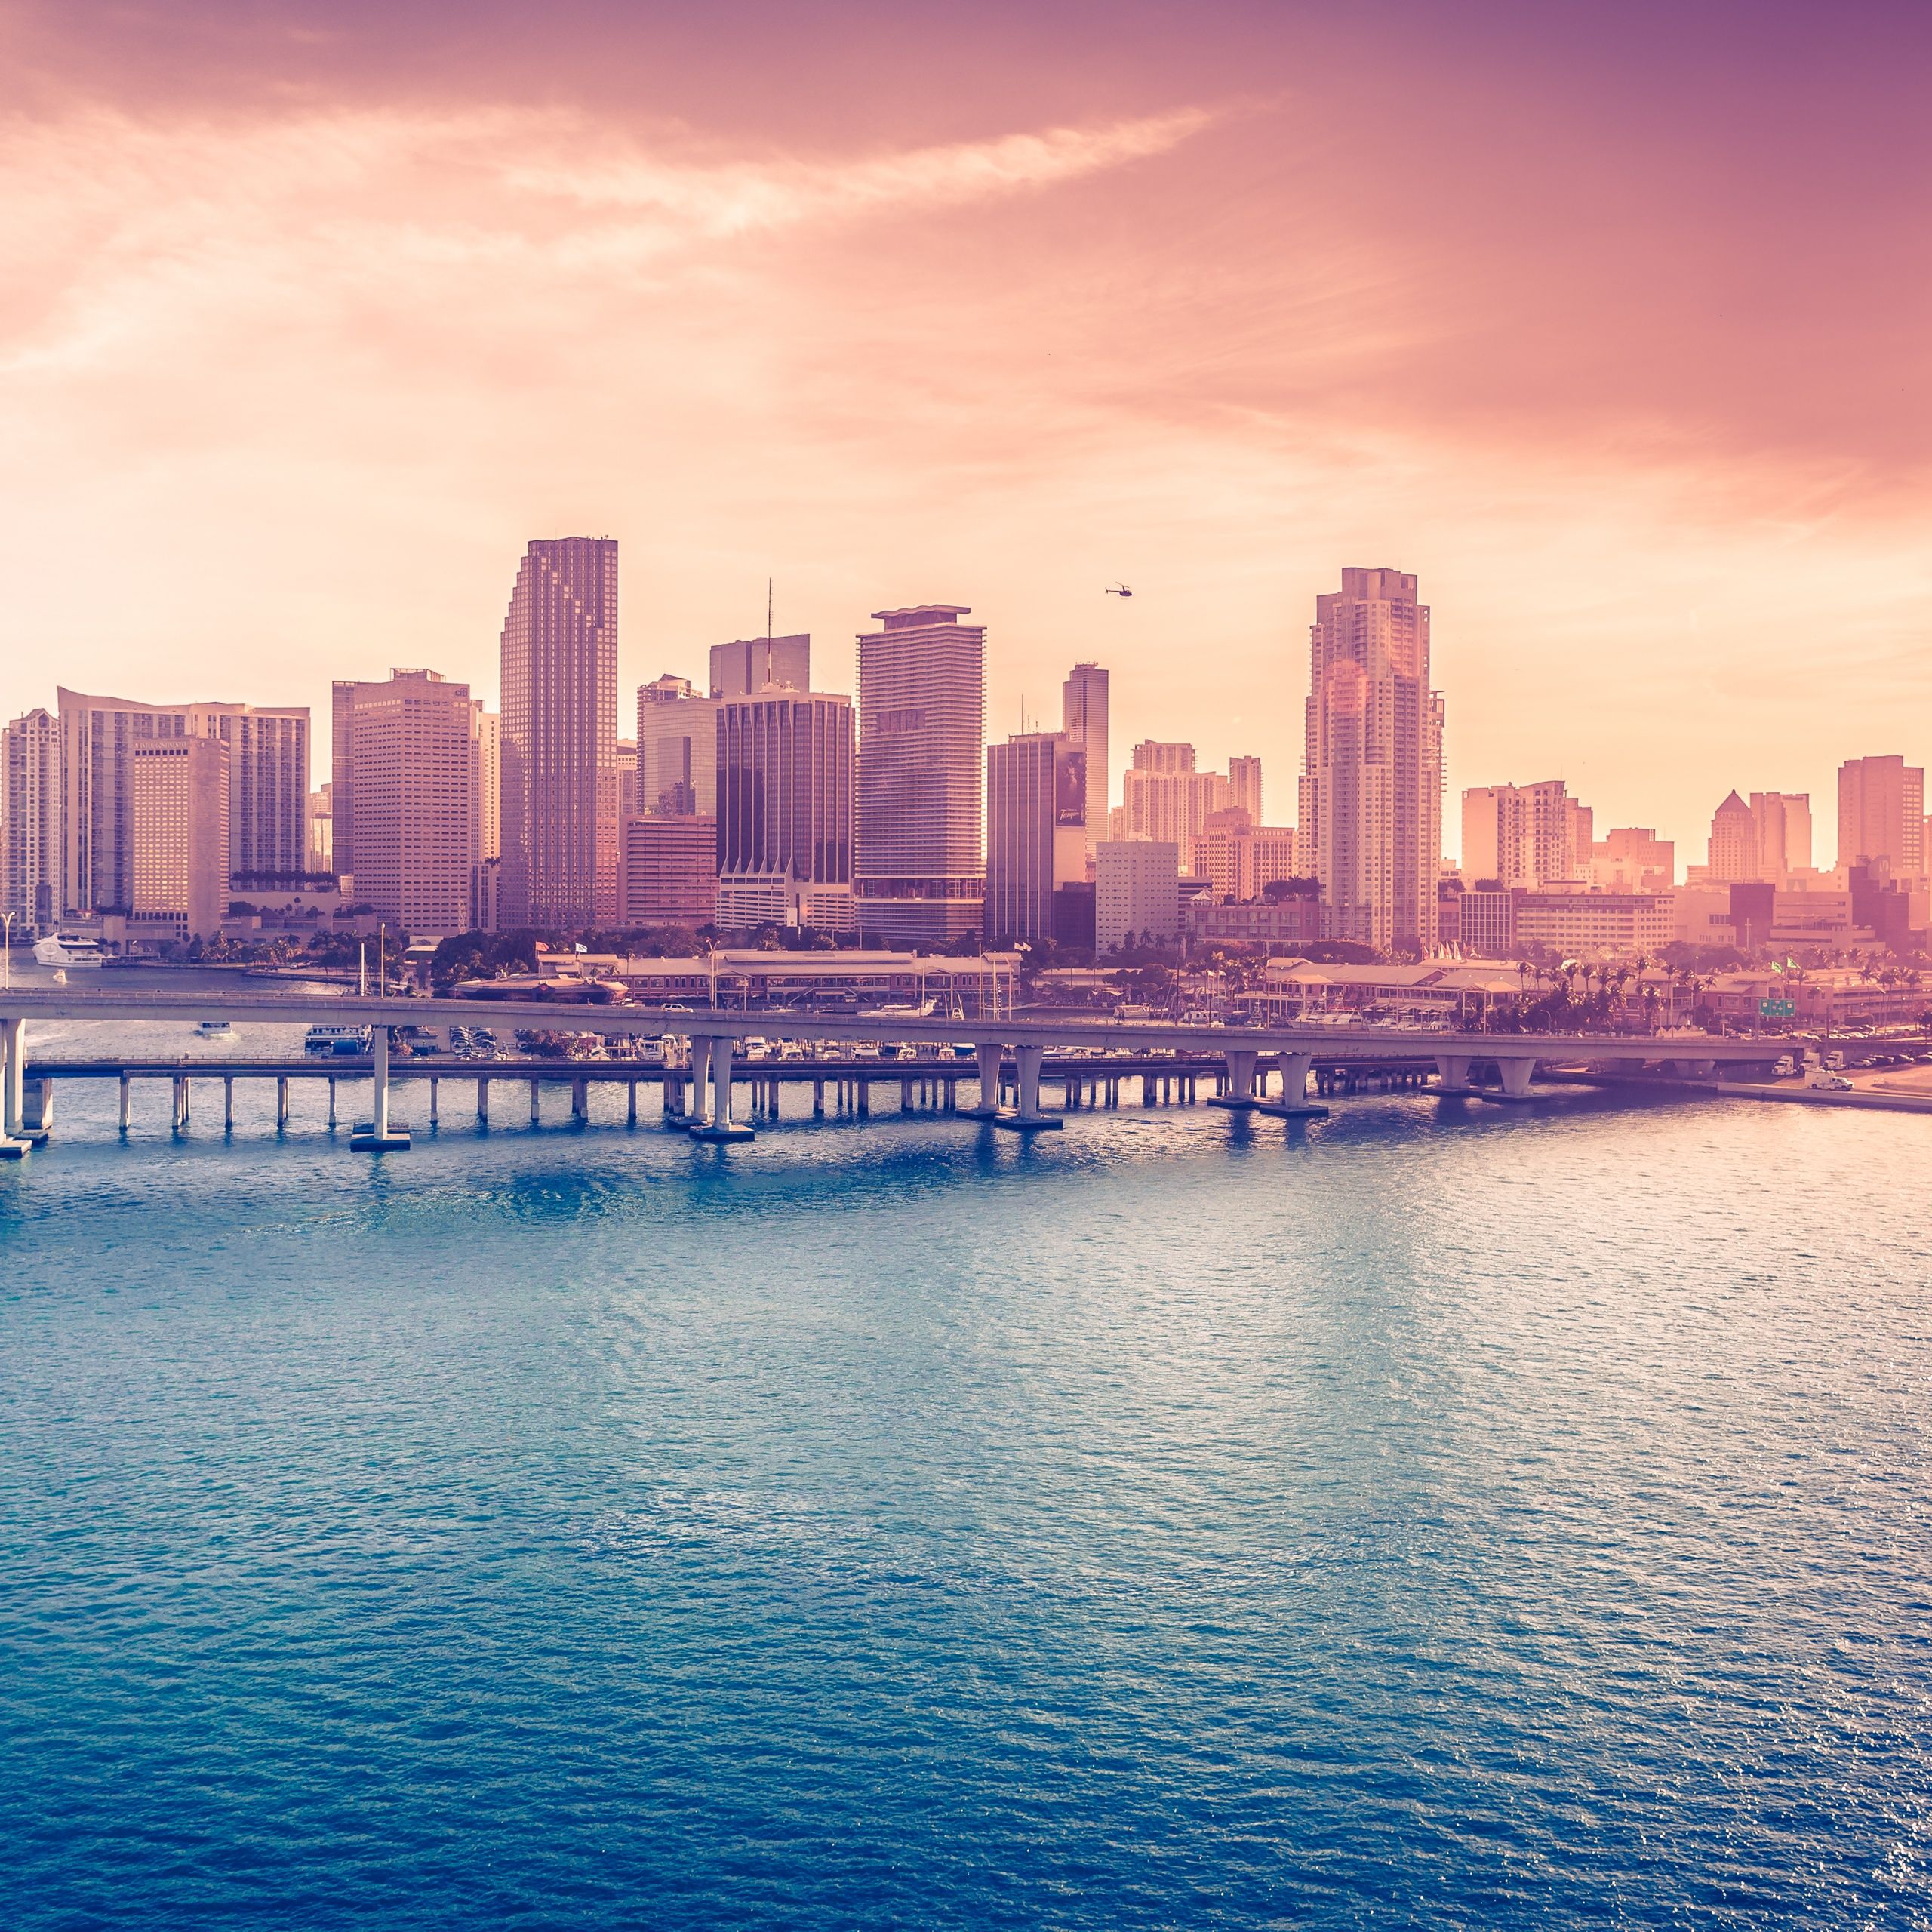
[
  {"x1": 0, "y1": 1016, "x2": 34, "y2": 1150},
  {"x1": 275, "y1": 1076, "x2": 289, "y2": 1128},
  {"x1": 352, "y1": 1026, "x2": 410, "y2": 1149},
  {"x1": 571, "y1": 1075, "x2": 589, "y2": 1121},
  {"x1": 529, "y1": 1079, "x2": 541, "y2": 1125},
  {"x1": 692, "y1": 1035, "x2": 754, "y2": 1142},
  {"x1": 118, "y1": 1075, "x2": 131, "y2": 1131},
  {"x1": 328, "y1": 1078, "x2": 338, "y2": 1127},
  {"x1": 429, "y1": 1076, "x2": 440, "y2": 1125},
  {"x1": 1434, "y1": 1054, "x2": 1476, "y2": 1097},
  {"x1": 1211, "y1": 1048, "x2": 1260, "y2": 1110},
  {"x1": 1489, "y1": 1056, "x2": 1540, "y2": 1102},
  {"x1": 995, "y1": 1043, "x2": 1061, "y2": 1131},
  {"x1": 225, "y1": 1077, "x2": 235, "y2": 1131},
  {"x1": 171, "y1": 1075, "x2": 188, "y2": 1131},
  {"x1": 475, "y1": 1078, "x2": 488, "y2": 1125},
  {"x1": 627, "y1": 1081, "x2": 638, "y2": 1125},
  {"x1": 966, "y1": 1042, "x2": 1008, "y2": 1118},
  {"x1": 1256, "y1": 1052, "x2": 1327, "y2": 1119},
  {"x1": 683, "y1": 1038, "x2": 712, "y2": 1129}
]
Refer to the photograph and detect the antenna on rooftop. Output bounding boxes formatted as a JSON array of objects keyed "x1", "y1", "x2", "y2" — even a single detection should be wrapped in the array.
[{"x1": 766, "y1": 577, "x2": 773, "y2": 642}]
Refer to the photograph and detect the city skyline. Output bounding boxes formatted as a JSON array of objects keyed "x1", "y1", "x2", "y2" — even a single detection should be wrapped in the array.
[{"x1": 5, "y1": 2, "x2": 1929, "y2": 865}]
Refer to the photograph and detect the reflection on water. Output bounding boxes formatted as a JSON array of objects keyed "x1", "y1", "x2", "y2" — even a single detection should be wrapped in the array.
[{"x1": 2, "y1": 1078, "x2": 1929, "y2": 1928}]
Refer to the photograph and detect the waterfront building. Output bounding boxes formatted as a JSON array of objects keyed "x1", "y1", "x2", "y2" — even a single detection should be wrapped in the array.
[
  {"x1": 1060, "y1": 663, "x2": 1109, "y2": 866},
  {"x1": 330, "y1": 669, "x2": 477, "y2": 937},
  {"x1": 1299, "y1": 568, "x2": 1444, "y2": 952},
  {"x1": 715, "y1": 690, "x2": 856, "y2": 933},
  {"x1": 129, "y1": 735, "x2": 229, "y2": 942},
  {"x1": 1257, "y1": 958, "x2": 1526, "y2": 1023},
  {"x1": 854, "y1": 605, "x2": 986, "y2": 950},
  {"x1": 57, "y1": 688, "x2": 309, "y2": 915},
  {"x1": 1186, "y1": 890, "x2": 1318, "y2": 950},
  {"x1": 2, "y1": 709, "x2": 60, "y2": 932},
  {"x1": 711, "y1": 634, "x2": 810, "y2": 700},
  {"x1": 636, "y1": 675, "x2": 720, "y2": 817},
  {"x1": 986, "y1": 731, "x2": 1087, "y2": 943},
  {"x1": 617, "y1": 815, "x2": 718, "y2": 929},
  {"x1": 1513, "y1": 887, "x2": 1675, "y2": 958},
  {"x1": 498, "y1": 537, "x2": 620, "y2": 931},
  {"x1": 1457, "y1": 887, "x2": 1516, "y2": 958},
  {"x1": 1096, "y1": 839, "x2": 1180, "y2": 952},
  {"x1": 1838, "y1": 755, "x2": 1924, "y2": 878},
  {"x1": 1706, "y1": 790, "x2": 1760, "y2": 882}
]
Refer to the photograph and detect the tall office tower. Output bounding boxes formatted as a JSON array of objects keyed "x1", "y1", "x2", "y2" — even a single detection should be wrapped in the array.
[
  {"x1": 1095, "y1": 840, "x2": 1180, "y2": 953},
  {"x1": 1228, "y1": 755, "x2": 1263, "y2": 825},
  {"x1": 1749, "y1": 792, "x2": 1810, "y2": 884},
  {"x1": 1299, "y1": 568, "x2": 1444, "y2": 952},
  {"x1": 130, "y1": 735, "x2": 229, "y2": 941},
  {"x1": 1838, "y1": 756, "x2": 1924, "y2": 877},
  {"x1": 1120, "y1": 763, "x2": 1231, "y2": 872},
  {"x1": 986, "y1": 731, "x2": 1087, "y2": 942},
  {"x1": 1707, "y1": 791, "x2": 1760, "y2": 881},
  {"x1": 711, "y1": 634, "x2": 811, "y2": 700},
  {"x1": 1060, "y1": 663, "x2": 1109, "y2": 864},
  {"x1": 2, "y1": 709, "x2": 60, "y2": 931},
  {"x1": 617, "y1": 741, "x2": 641, "y2": 820},
  {"x1": 618, "y1": 816, "x2": 718, "y2": 928},
  {"x1": 57, "y1": 690, "x2": 309, "y2": 913},
  {"x1": 498, "y1": 537, "x2": 620, "y2": 930},
  {"x1": 715, "y1": 690, "x2": 856, "y2": 932},
  {"x1": 1462, "y1": 786, "x2": 1530, "y2": 887},
  {"x1": 306, "y1": 783, "x2": 332, "y2": 874},
  {"x1": 635, "y1": 675, "x2": 720, "y2": 817},
  {"x1": 329, "y1": 670, "x2": 477, "y2": 936},
  {"x1": 471, "y1": 706, "x2": 500, "y2": 864},
  {"x1": 854, "y1": 604, "x2": 986, "y2": 949}
]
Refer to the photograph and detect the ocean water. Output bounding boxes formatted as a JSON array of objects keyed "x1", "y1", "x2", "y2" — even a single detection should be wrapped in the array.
[{"x1": 2, "y1": 1028, "x2": 1930, "y2": 1927}]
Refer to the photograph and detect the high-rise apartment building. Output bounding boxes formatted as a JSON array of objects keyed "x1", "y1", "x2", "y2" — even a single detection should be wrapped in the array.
[
  {"x1": 1195, "y1": 810, "x2": 1298, "y2": 904},
  {"x1": 1096, "y1": 840, "x2": 1180, "y2": 953},
  {"x1": 1838, "y1": 756, "x2": 1924, "y2": 878},
  {"x1": 1299, "y1": 568, "x2": 1444, "y2": 952},
  {"x1": 986, "y1": 731, "x2": 1087, "y2": 942},
  {"x1": 618, "y1": 816, "x2": 718, "y2": 929},
  {"x1": 1060, "y1": 663, "x2": 1109, "y2": 866},
  {"x1": 129, "y1": 736, "x2": 229, "y2": 941},
  {"x1": 2, "y1": 709, "x2": 60, "y2": 931},
  {"x1": 1228, "y1": 756, "x2": 1263, "y2": 825},
  {"x1": 854, "y1": 605, "x2": 986, "y2": 949},
  {"x1": 1749, "y1": 792, "x2": 1810, "y2": 883},
  {"x1": 715, "y1": 690, "x2": 855, "y2": 932},
  {"x1": 635, "y1": 675, "x2": 719, "y2": 817},
  {"x1": 1592, "y1": 827, "x2": 1675, "y2": 892},
  {"x1": 1121, "y1": 742, "x2": 1232, "y2": 873},
  {"x1": 1462, "y1": 779, "x2": 1584, "y2": 888},
  {"x1": 1707, "y1": 791, "x2": 1760, "y2": 882},
  {"x1": 306, "y1": 783, "x2": 332, "y2": 875},
  {"x1": 331, "y1": 669, "x2": 478, "y2": 936},
  {"x1": 1131, "y1": 740, "x2": 1195, "y2": 775},
  {"x1": 498, "y1": 537, "x2": 620, "y2": 930},
  {"x1": 711, "y1": 634, "x2": 811, "y2": 700},
  {"x1": 57, "y1": 689, "x2": 309, "y2": 913}
]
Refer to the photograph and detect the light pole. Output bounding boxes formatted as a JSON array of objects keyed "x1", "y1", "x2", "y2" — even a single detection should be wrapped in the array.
[{"x1": 1, "y1": 910, "x2": 14, "y2": 989}]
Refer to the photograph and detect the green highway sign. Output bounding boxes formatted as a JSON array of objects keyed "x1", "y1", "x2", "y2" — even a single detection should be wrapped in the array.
[{"x1": 1759, "y1": 998, "x2": 1796, "y2": 1018}]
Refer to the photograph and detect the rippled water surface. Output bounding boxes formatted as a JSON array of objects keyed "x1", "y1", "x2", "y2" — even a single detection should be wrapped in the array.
[{"x1": 3, "y1": 1047, "x2": 1930, "y2": 1927}]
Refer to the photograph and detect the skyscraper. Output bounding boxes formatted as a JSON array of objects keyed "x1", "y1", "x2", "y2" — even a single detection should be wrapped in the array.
[
  {"x1": 1298, "y1": 568, "x2": 1444, "y2": 952},
  {"x1": 986, "y1": 731, "x2": 1086, "y2": 942},
  {"x1": 1120, "y1": 756, "x2": 1231, "y2": 872},
  {"x1": 1228, "y1": 755, "x2": 1263, "y2": 825},
  {"x1": 57, "y1": 689, "x2": 309, "y2": 914},
  {"x1": 331, "y1": 669, "x2": 478, "y2": 937},
  {"x1": 2, "y1": 709, "x2": 60, "y2": 931},
  {"x1": 635, "y1": 675, "x2": 719, "y2": 817},
  {"x1": 1707, "y1": 790, "x2": 1760, "y2": 881},
  {"x1": 498, "y1": 537, "x2": 619, "y2": 931},
  {"x1": 1749, "y1": 792, "x2": 1810, "y2": 883},
  {"x1": 715, "y1": 689, "x2": 855, "y2": 932},
  {"x1": 854, "y1": 604, "x2": 986, "y2": 949},
  {"x1": 1462, "y1": 779, "x2": 1585, "y2": 888},
  {"x1": 1060, "y1": 663, "x2": 1109, "y2": 866},
  {"x1": 711, "y1": 634, "x2": 811, "y2": 700},
  {"x1": 129, "y1": 735, "x2": 229, "y2": 941},
  {"x1": 618, "y1": 816, "x2": 718, "y2": 929},
  {"x1": 1838, "y1": 756, "x2": 1924, "y2": 878}
]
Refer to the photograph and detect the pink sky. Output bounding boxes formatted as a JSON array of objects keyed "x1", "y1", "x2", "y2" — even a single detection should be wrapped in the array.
[{"x1": 3, "y1": 0, "x2": 1928, "y2": 863}]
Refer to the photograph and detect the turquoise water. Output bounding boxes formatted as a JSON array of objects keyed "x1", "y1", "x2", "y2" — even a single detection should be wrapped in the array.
[{"x1": 2, "y1": 1057, "x2": 1930, "y2": 1927}]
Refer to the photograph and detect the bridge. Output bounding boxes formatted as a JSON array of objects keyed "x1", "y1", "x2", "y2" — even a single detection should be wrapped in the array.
[{"x1": 0, "y1": 985, "x2": 1789, "y2": 1155}]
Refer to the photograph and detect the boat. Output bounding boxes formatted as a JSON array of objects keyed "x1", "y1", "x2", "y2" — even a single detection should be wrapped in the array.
[
  {"x1": 195, "y1": 1019, "x2": 235, "y2": 1038},
  {"x1": 34, "y1": 933, "x2": 106, "y2": 967},
  {"x1": 306, "y1": 1023, "x2": 372, "y2": 1056}
]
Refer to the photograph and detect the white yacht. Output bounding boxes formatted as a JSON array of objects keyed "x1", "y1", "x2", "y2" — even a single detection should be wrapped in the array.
[
  {"x1": 34, "y1": 933, "x2": 106, "y2": 968},
  {"x1": 196, "y1": 1018, "x2": 236, "y2": 1038}
]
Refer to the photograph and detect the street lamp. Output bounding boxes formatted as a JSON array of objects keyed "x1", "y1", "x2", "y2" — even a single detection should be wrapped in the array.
[{"x1": 1, "y1": 910, "x2": 14, "y2": 989}]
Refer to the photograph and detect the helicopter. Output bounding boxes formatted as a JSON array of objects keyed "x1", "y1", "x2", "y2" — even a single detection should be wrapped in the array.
[{"x1": 1104, "y1": 583, "x2": 1133, "y2": 598}]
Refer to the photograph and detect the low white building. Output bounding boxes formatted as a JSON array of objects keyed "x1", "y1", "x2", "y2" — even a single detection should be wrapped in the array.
[{"x1": 1096, "y1": 840, "x2": 1180, "y2": 952}]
